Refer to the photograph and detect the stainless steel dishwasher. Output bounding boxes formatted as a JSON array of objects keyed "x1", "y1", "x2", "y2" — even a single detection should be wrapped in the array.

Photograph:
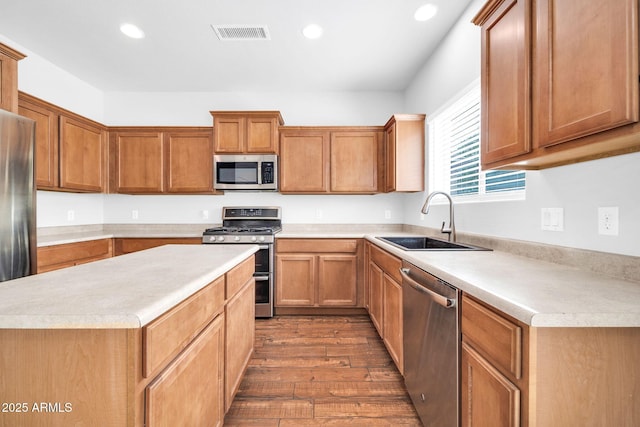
[{"x1": 400, "y1": 260, "x2": 459, "y2": 427}]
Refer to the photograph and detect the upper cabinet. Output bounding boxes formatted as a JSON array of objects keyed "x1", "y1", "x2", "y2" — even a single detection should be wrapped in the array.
[
  {"x1": 211, "y1": 111, "x2": 284, "y2": 154},
  {"x1": 19, "y1": 92, "x2": 107, "y2": 193},
  {"x1": 110, "y1": 127, "x2": 215, "y2": 194},
  {"x1": 0, "y1": 43, "x2": 25, "y2": 113},
  {"x1": 383, "y1": 114, "x2": 425, "y2": 192},
  {"x1": 474, "y1": 0, "x2": 640, "y2": 169},
  {"x1": 279, "y1": 126, "x2": 383, "y2": 194}
]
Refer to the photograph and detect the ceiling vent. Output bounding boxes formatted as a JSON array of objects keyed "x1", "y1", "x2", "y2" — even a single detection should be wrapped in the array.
[{"x1": 211, "y1": 25, "x2": 271, "y2": 41}]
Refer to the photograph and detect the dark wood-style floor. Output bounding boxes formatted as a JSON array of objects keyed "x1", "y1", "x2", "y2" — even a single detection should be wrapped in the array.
[{"x1": 223, "y1": 315, "x2": 422, "y2": 426}]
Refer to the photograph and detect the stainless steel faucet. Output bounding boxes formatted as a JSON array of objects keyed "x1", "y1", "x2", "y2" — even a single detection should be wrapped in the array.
[{"x1": 421, "y1": 191, "x2": 456, "y2": 242}]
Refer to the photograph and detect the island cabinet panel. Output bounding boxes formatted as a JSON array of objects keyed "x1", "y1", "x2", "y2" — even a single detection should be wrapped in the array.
[
  {"x1": 0, "y1": 42, "x2": 25, "y2": 113},
  {"x1": 224, "y1": 270, "x2": 255, "y2": 411},
  {"x1": 0, "y1": 328, "x2": 135, "y2": 427},
  {"x1": 276, "y1": 238, "x2": 363, "y2": 312},
  {"x1": 365, "y1": 242, "x2": 403, "y2": 373},
  {"x1": 37, "y1": 238, "x2": 113, "y2": 273},
  {"x1": 143, "y1": 276, "x2": 225, "y2": 378},
  {"x1": 146, "y1": 314, "x2": 225, "y2": 427},
  {"x1": 474, "y1": 0, "x2": 640, "y2": 169}
]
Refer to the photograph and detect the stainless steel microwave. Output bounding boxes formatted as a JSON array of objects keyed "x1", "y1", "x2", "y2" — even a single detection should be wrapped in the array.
[{"x1": 214, "y1": 154, "x2": 278, "y2": 191}]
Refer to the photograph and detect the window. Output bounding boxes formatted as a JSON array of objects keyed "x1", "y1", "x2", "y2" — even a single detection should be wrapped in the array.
[{"x1": 428, "y1": 80, "x2": 525, "y2": 201}]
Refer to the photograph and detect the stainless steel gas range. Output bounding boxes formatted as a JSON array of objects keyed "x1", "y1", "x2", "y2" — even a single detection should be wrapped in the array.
[{"x1": 202, "y1": 206, "x2": 282, "y2": 318}]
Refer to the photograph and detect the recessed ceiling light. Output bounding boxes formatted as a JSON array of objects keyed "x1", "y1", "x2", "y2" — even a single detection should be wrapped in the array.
[
  {"x1": 120, "y1": 23, "x2": 145, "y2": 39},
  {"x1": 414, "y1": 4, "x2": 438, "y2": 21},
  {"x1": 302, "y1": 24, "x2": 323, "y2": 39}
]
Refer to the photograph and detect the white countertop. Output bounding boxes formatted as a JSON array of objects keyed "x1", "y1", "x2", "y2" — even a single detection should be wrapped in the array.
[
  {"x1": 0, "y1": 245, "x2": 258, "y2": 329},
  {"x1": 367, "y1": 236, "x2": 640, "y2": 327},
  {"x1": 32, "y1": 226, "x2": 640, "y2": 328}
]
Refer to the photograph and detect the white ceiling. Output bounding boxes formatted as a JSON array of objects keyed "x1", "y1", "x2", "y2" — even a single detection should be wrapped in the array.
[{"x1": 0, "y1": 0, "x2": 474, "y2": 92}]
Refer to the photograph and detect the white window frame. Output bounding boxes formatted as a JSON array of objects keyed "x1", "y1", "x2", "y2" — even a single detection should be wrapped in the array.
[{"x1": 427, "y1": 78, "x2": 526, "y2": 204}]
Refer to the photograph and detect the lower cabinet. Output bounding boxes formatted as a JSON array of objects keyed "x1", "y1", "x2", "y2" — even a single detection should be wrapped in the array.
[
  {"x1": 113, "y1": 237, "x2": 201, "y2": 255},
  {"x1": 37, "y1": 239, "x2": 113, "y2": 273},
  {"x1": 145, "y1": 314, "x2": 225, "y2": 427},
  {"x1": 461, "y1": 295, "x2": 524, "y2": 427},
  {"x1": 365, "y1": 242, "x2": 403, "y2": 373},
  {"x1": 276, "y1": 238, "x2": 363, "y2": 310}
]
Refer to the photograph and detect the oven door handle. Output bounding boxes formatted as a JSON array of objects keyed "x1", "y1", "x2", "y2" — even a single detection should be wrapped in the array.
[
  {"x1": 258, "y1": 245, "x2": 270, "y2": 250},
  {"x1": 254, "y1": 275, "x2": 270, "y2": 282}
]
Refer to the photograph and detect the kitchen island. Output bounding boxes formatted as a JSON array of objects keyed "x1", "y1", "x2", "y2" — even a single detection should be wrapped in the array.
[{"x1": 0, "y1": 244, "x2": 258, "y2": 427}]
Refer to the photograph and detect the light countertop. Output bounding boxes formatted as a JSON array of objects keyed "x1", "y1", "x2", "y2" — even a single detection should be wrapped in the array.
[
  {"x1": 0, "y1": 245, "x2": 258, "y2": 329},
  {"x1": 32, "y1": 225, "x2": 640, "y2": 328}
]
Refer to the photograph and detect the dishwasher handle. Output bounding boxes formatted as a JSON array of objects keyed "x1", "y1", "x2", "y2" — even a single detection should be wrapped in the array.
[{"x1": 400, "y1": 268, "x2": 456, "y2": 309}]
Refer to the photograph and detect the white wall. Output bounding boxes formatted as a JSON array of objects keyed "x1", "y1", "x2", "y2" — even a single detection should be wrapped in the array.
[{"x1": 403, "y1": 0, "x2": 640, "y2": 257}]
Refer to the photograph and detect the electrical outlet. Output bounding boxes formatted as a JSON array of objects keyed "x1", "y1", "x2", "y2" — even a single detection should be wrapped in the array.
[
  {"x1": 316, "y1": 209, "x2": 323, "y2": 219},
  {"x1": 384, "y1": 210, "x2": 392, "y2": 219},
  {"x1": 598, "y1": 207, "x2": 619, "y2": 236},
  {"x1": 67, "y1": 210, "x2": 75, "y2": 221},
  {"x1": 201, "y1": 210, "x2": 209, "y2": 220},
  {"x1": 541, "y1": 208, "x2": 564, "y2": 231},
  {"x1": 132, "y1": 209, "x2": 139, "y2": 220}
]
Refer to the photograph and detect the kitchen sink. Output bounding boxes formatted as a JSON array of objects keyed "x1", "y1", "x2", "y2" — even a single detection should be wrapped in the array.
[{"x1": 377, "y1": 236, "x2": 491, "y2": 251}]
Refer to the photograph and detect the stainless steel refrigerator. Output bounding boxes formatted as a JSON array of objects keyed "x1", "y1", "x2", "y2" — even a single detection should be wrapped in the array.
[{"x1": 0, "y1": 109, "x2": 36, "y2": 282}]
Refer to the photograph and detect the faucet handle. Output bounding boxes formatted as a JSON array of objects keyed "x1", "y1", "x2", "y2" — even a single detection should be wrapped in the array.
[{"x1": 440, "y1": 221, "x2": 453, "y2": 241}]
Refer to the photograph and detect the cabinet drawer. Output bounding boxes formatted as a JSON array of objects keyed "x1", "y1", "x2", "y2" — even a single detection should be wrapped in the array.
[
  {"x1": 461, "y1": 295, "x2": 522, "y2": 379},
  {"x1": 369, "y1": 244, "x2": 402, "y2": 282},
  {"x1": 226, "y1": 255, "x2": 255, "y2": 299},
  {"x1": 143, "y1": 276, "x2": 225, "y2": 377},
  {"x1": 37, "y1": 238, "x2": 113, "y2": 272},
  {"x1": 277, "y1": 238, "x2": 358, "y2": 253}
]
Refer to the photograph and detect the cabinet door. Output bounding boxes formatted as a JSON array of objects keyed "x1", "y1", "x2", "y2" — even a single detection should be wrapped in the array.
[
  {"x1": 59, "y1": 115, "x2": 107, "y2": 192},
  {"x1": 113, "y1": 131, "x2": 164, "y2": 193},
  {"x1": 368, "y1": 261, "x2": 384, "y2": 336},
  {"x1": 165, "y1": 129, "x2": 214, "y2": 193},
  {"x1": 330, "y1": 131, "x2": 380, "y2": 193},
  {"x1": 384, "y1": 122, "x2": 397, "y2": 192},
  {"x1": 534, "y1": 0, "x2": 638, "y2": 147},
  {"x1": 246, "y1": 116, "x2": 278, "y2": 153},
  {"x1": 225, "y1": 278, "x2": 255, "y2": 411},
  {"x1": 318, "y1": 255, "x2": 358, "y2": 306},
  {"x1": 383, "y1": 274, "x2": 403, "y2": 373},
  {"x1": 18, "y1": 96, "x2": 59, "y2": 189},
  {"x1": 479, "y1": 0, "x2": 531, "y2": 166},
  {"x1": 276, "y1": 254, "x2": 316, "y2": 306},
  {"x1": 461, "y1": 342, "x2": 520, "y2": 427},
  {"x1": 146, "y1": 314, "x2": 225, "y2": 427},
  {"x1": 279, "y1": 130, "x2": 329, "y2": 193},
  {"x1": 214, "y1": 116, "x2": 245, "y2": 153}
]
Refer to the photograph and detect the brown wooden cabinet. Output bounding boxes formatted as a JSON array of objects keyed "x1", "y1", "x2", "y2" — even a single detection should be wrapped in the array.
[
  {"x1": 365, "y1": 242, "x2": 403, "y2": 373},
  {"x1": 383, "y1": 114, "x2": 425, "y2": 192},
  {"x1": 223, "y1": 257, "x2": 255, "y2": 411},
  {"x1": 276, "y1": 239, "x2": 362, "y2": 311},
  {"x1": 474, "y1": 0, "x2": 640, "y2": 169},
  {"x1": 0, "y1": 42, "x2": 25, "y2": 113},
  {"x1": 110, "y1": 127, "x2": 215, "y2": 194},
  {"x1": 113, "y1": 238, "x2": 201, "y2": 256},
  {"x1": 37, "y1": 239, "x2": 113, "y2": 273},
  {"x1": 279, "y1": 126, "x2": 383, "y2": 194},
  {"x1": 211, "y1": 111, "x2": 283, "y2": 154},
  {"x1": 18, "y1": 92, "x2": 107, "y2": 192},
  {"x1": 461, "y1": 295, "x2": 524, "y2": 427}
]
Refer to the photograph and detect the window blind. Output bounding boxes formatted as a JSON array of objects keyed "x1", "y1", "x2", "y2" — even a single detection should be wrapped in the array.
[{"x1": 428, "y1": 81, "x2": 525, "y2": 200}]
